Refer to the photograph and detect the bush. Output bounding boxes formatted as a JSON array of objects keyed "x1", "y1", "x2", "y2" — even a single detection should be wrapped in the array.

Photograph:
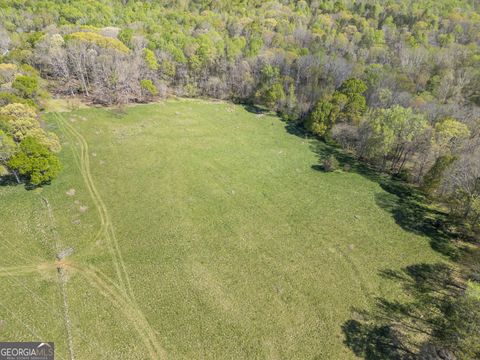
[
  {"x1": 323, "y1": 154, "x2": 339, "y2": 172},
  {"x1": 0, "y1": 92, "x2": 37, "y2": 108},
  {"x1": 144, "y1": 49, "x2": 159, "y2": 71},
  {"x1": 140, "y1": 79, "x2": 158, "y2": 96},
  {"x1": 393, "y1": 168, "x2": 411, "y2": 182},
  {"x1": 12, "y1": 75, "x2": 38, "y2": 98},
  {"x1": 183, "y1": 83, "x2": 198, "y2": 97}
]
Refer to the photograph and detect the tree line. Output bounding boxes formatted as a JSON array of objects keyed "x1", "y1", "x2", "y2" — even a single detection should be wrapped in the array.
[
  {"x1": 2, "y1": 0, "x2": 476, "y2": 236},
  {"x1": 0, "y1": 1, "x2": 479, "y2": 357},
  {"x1": 0, "y1": 63, "x2": 60, "y2": 186}
]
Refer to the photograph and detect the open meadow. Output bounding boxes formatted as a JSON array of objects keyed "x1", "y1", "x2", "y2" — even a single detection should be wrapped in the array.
[{"x1": 0, "y1": 100, "x2": 445, "y2": 359}]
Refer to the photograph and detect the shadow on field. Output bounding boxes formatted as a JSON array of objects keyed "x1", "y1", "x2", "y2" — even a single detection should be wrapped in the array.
[
  {"x1": 341, "y1": 263, "x2": 465, "y2": 359},
  {"x1": 0, "y1": 174, "x2": 19, "y2": 187},
  {"x1": 375, "y1": 183, "x2": 458, "y2": 259},
  {"x1": 299, "y1": 136, "x2": 471, "y2": 359},
  {"x1": 0, "y1": 174, "x2": 44, "y2": 190},
  {"x1": 308, "y1": 140, "x2": 459, "y2": 260},
  {"x1": 284, "y1": 122, "x2": 309, "y2": 138},
  {"x1": 242, "y1": 103, "x2": 269, "y2": 115},
  {"x1": 309, "y1": 141, "x2": 381, "y2": 180}
]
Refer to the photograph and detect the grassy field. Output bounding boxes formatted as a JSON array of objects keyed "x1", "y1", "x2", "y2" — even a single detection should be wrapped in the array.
[{"x1": 0, "y1": 99, "x2": 445, "y2": 359}]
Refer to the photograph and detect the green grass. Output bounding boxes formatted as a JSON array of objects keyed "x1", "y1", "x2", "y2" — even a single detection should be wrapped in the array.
[{"x1": 0, "y1": 99, "x2": 445, "y2": 359}]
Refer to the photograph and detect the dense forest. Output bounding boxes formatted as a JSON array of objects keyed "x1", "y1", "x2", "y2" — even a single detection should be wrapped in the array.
[{"x1": 0, "y1": 1, "x2": 479, "y2": 358}]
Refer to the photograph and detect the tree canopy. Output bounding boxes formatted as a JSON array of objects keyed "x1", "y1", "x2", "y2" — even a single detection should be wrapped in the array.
[{"x1": 8, "y1": 136, "x2": 61, "y2": 186}]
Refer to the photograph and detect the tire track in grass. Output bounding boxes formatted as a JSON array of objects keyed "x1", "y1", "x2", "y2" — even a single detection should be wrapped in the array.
[
  {"x1": 1, "y1": 197, "x2": 116, "y2": 359},
  {"x1": 0, "y1": 301, "x2": 42, "y2": 338},
  {"x1": 55, "y1": 114, "x2": 125, "y2": 294},
  {"x1": 0, "y1": 265, "x2": 40, "y2": 277},
  {"x1": 42, "y1": 197, "x2": 76, "y2": 360},
  {"x1": 333, "y1": 244, "x2": 372, "y2": 303},
  {"x1": 61, "y1": 114, "x2": 135, "y2": 300},
  {"x1": 0, "y1": 264, "x2": 117, "y2": 360},
  {"x1": 0, "y1": 237, "x2": 44, "y2": 264},
  {"x1": 3, "y1": 198, "x2": 111, "y2": 357},
  {"x1": 58, "y1": 267, "x2": 76, "y2": 360},
  {"x1": 55, "y1": 113, "x2": 134, "y2": 301},
  {"x1": 67, "y1": 263, "x2": 167, "y2": 360},
  {"x1": 55, "y1": 113, "x2": 165, "y2": 359}
]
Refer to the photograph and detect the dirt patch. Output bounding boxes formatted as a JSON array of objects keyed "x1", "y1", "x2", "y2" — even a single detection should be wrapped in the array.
[
  {"x1": 79, "y1": 205, "x2": 88, "y2": 213},
  {"x1": 66, "y1": 188, "x2": 76, "y2": 196},
  {"x1": 57, "y1": 247, "x2": 74, "y2": 260}
]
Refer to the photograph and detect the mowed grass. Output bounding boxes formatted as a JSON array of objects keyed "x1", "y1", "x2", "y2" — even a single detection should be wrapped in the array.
[{"x1": 0, "y1": 99, "x2": 445, "y2": 359}]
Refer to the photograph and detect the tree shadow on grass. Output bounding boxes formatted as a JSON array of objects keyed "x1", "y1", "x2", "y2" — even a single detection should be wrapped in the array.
[
  {"x1": 0, "y1": 174, "x2": 19, "y2": 187},
  {"x1": 0, "y1": 175, "x2": 44, "y2": 190},
  {"x1": 294, "y1": 131, "x2": 478, "y2": 360},
  {"x1": 241, "y1": 103, "x2": 269, "y2": 115},
  {"x1": 341, "y1": 263, "x2": 464, "y2": 360},
  {"x1": 308, "y1": 139, "x2": 459, "y2": 259},
  {"x1": 342, "y1": 319, "x2": 413, "y2": 360},
  {"x1": 309, "y1": 141, "x2": 381, "y2": 180},
  {"x1": 375, "y1": 184, "x2": 458, "y2": 259}
]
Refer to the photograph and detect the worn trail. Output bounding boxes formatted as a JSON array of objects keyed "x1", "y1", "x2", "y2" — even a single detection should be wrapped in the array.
[{"x1": 55, "y1": 113, "x2": 134, "y2": 300}]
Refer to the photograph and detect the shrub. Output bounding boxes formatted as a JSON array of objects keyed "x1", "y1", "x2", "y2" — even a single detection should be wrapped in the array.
[
  {"x1": 255, "y1": 82, "x2": 285, "y2": 110},
  {"x1": 183, "y1": 83, "x2": 198, "y2": 97},
  {"x1": 140, "y1": 79, "x2": 158, "y2": 96},
  {"x1": 393, "y1": 168, "x2": 411, "y2": 182},
  {"x1": 118, "y1": 28, "x2": 134, "y2": 48},
  {"x1": 144, "y1": 49, "x2": 159, "y2": 71},
  {"x1": 324, "y1": 154, "x2": 339, "y2": 172},
  {"x1": 0, "y1": 63, "x2": 17, "y2": 84},
  {"x1": 0, "y1": 93, "x2": 37, "y2": 108},
  {"x1": 12, "y1": 75, "x2": 38, "y2": 98}
]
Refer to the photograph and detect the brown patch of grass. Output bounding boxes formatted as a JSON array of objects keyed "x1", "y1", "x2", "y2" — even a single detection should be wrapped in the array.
[{"x1": 66, "y1": 188, "x2": 76, "y2": 196}]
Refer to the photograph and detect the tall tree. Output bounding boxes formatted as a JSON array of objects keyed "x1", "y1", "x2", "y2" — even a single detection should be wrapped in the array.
[{"x1": 7, "y1": 136, "x2": 61, "y2": 186}]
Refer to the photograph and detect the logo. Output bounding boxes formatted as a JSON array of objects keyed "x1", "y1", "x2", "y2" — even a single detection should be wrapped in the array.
[{"x1": 0, "y1": 342, "x2": 54, "y2": 360}]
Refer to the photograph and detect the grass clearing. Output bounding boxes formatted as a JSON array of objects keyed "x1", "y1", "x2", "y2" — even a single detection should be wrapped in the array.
[{"x1": 0, "y1": 99, "x2": 445, "y2": 359}]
